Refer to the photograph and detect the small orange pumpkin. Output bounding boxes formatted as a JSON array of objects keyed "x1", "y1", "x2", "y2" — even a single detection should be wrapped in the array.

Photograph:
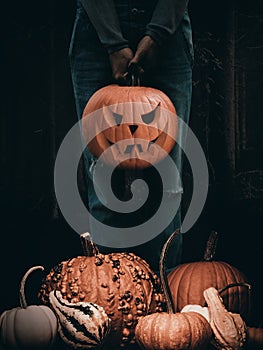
[
  {"x1": 168, "y1": 231, "x2": 251, "y2": 320},
  {"x1": 81, "y1": 84, "x2": 178, "y2": 169},
  {"x1": 135, "y1": 311, "x2": 212, "y2": 350},
  {"x1": 135, "y1": 230, "x2": 212, "y2": 350}
]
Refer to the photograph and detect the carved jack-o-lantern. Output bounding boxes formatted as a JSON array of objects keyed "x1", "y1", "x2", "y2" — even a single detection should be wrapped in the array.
[{"x1": 82, "y1": 85, "x2": 178, "y2": 169}]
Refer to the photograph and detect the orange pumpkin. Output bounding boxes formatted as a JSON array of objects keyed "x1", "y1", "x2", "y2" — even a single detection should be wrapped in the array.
[
  {"x1": 167, "y1": 231, "x2": 251, "y2": 320},
  {"x1": 135, "y1": 312, "x2": 212, "y2": 350},
  {"x1": 81, "y1": 84, "x2": 178, "y2": 169},
  {"x1": 38, "y1": 233, "x2": 165, "y2": 349}
]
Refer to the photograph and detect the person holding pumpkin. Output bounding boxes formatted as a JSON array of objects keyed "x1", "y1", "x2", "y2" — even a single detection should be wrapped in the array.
[{"x1": 69, "y1": 0, "x2": 194, "y2": 273}]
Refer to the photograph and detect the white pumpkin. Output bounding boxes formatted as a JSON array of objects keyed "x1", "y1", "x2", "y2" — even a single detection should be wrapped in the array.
[{"x1": 0, "y1": 266, "x2": 58, "y2": 350}]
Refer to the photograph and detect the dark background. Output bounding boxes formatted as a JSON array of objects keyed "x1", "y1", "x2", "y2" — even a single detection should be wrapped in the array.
[{"x1": 1, "y1": 0, "x2": 262, "y2": 329}]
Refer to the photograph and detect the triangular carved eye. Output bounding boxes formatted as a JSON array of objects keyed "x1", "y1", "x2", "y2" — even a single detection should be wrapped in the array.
[
  {"x1": 141, "y1": 104, "x2": 159, "y2": 124},
  {"x1": 113, "y1": 112, "x2": 123, "y2": 126}
]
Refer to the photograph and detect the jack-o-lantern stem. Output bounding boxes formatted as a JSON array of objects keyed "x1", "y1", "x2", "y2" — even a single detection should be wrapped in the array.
[
  {"x1": 19, "y1": 265, "x2": 44, "y2": 309},
  {"x1": 80, "y1": 232, "x2": 99, "y2": 257},
  {"x1": 126, "y1": 63, "x2": 141, "y2": 87},
  {"x1": 159, "y1": 230, "x2": 180, "y2": 314},
  {"x1": 203, "y1": 230, "x2": 218, "y2": 261}
]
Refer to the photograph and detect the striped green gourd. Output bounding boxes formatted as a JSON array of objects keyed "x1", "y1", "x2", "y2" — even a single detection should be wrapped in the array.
[{"x1": 49, "y1": 290, "x2": 111, "y2": 349}]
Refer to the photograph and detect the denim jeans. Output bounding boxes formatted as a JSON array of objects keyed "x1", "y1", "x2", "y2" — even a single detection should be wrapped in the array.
[{"x1": 69, "y1": 0, "x2": 194, "y2": 272}]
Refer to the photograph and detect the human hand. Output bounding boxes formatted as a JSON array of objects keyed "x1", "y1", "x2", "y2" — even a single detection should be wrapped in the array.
[
  {"x1": 129, "y1": 35, "x2": 159, "y2": 73},
  {"x1": 109, "y1": 47, "x2": 134, "y2": 82}
]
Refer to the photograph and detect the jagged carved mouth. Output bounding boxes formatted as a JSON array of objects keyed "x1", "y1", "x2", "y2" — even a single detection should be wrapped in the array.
[{"x1": 107, "y1": 137, "x2": 159, "y2": 154}]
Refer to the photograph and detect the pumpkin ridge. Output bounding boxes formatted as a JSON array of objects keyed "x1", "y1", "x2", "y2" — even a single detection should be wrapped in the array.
[
  {"x1": 177, "y1": 264, "x2": 193, "y2": 309},
  {"x1": 168, "y1": 263, "x2": 187, "y2": 310},
  {"x1": 224, "y1": 262, "x2": 238, "y2": 312},
  {"x1": 200, "y1": 263, "x2": 213, "y2": 303},
  {"x1": 210, "y1": 261, "x2": 220, "y2": 296},
  {"x1": 211, "y1": 262, "x2": 221, "y2": 292},
  {"x1": 221, "y1": 261, "x2": 248, "y2": 316},
  {"x1": 233, "y1": 263, "x2": 247, "y2": 313},
  {"x1": 152, "y1": 314, "x2": 160, "y2": 350},
  {"x1": 39, "y1": 306, "x2": 58, "y2": 344},
  {"x1": 13, "y1": 308, "x2": 24, "y2": 350},
  {"x1": 216, "y1": 262, "x2": 232, "y2": 310},
  {"x1": 185, "y1": 264, "x2": 197, "y2": 309},
  {"x1": 6, "y1": 309, "x2": 18, "y2": 350}
]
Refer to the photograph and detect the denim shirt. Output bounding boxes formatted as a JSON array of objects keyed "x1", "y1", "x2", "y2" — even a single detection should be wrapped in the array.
[{"x1": 80, "y1": 0, "x2": 189, "y2": 53}]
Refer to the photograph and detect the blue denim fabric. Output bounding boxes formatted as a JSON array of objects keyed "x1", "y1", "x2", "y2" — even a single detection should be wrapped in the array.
[{"x1": 69, "y1": 0, "x2": 193, "y2": 272}]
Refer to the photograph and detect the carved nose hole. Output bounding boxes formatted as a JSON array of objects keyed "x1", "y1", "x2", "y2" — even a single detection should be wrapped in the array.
[{"x1": 129, "y1": 125, "x2": 138, "y2": 135}]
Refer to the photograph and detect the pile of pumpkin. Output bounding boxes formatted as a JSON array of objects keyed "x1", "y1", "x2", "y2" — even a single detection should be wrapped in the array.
[{"x1": 1, "y1": 231, "x2": 262, "y2": 350}]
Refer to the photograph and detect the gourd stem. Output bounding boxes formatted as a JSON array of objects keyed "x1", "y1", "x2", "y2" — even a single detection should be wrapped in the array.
[
  {"x1": 218, "y1": 282, "x2": 252, "y2": 295},
  {"x1": 203, "y1": 230, "x2": 218, "y2": 261},
  {"x1": 159, "y1": 230, "x2": 179, "y2": 314},
  {"x1": 19, "y1": 266, "x2": 44, "y2": 308},
  {"x1": 80, "y1": 232, "x2": 99, "y2": 257}
]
